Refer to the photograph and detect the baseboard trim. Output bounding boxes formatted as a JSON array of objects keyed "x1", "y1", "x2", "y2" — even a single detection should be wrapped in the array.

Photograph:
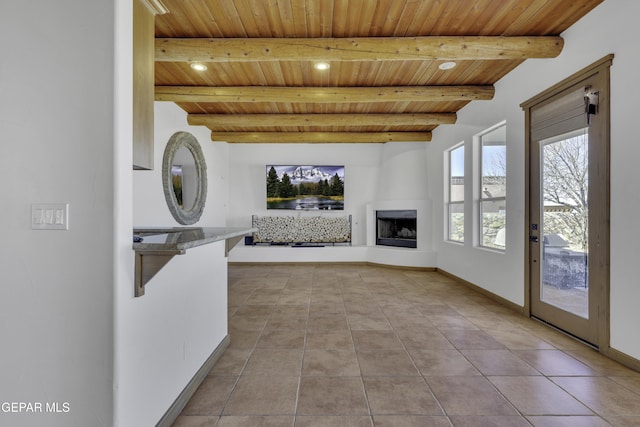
[
  {"x1": 228, "y1": 261, "x2": 436, "y2": 271},
  {"x1": 437, "y1": 268, "x2": 524, "y2": 315},
  {"x1": 366, "y1": 262, "x2": 436, "y2": 272},
  {"x1": 156, "y1": 335, "x2": 230, "y2": 427},
  {"x1": 605, "y1": 346, "x2": 640, "y2": 372}
]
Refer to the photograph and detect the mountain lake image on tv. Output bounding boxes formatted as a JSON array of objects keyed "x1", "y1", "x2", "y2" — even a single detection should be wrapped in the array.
[{"x1": 266, "y1": 165, "x2": 344, "y2": 210}]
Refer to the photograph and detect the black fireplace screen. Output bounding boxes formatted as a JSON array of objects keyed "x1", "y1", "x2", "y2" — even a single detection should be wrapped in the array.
[{"x1": 376, "y1": 210, "x2": 417, "y2": 248}]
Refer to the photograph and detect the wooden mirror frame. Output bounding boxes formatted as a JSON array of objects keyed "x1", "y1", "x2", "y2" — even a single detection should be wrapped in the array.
[{"x1": 162, "y1": 131, "x2": 207, "y2": 225}]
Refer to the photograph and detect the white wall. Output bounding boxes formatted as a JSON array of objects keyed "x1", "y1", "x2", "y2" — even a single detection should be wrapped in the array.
[
  {"x1": 226, "y1": 143, "x2": 381, "y2": 246},
  {"x1": 226, "y1": 142, "x2": 436, "y2": 266},
  {"x1": 0, "y1": 1, "x2": 114, "y2": 426},
  {"x1": 113, "y1": 102, "x2": 229, "y2": 426},
  {"x1": 428, "y1": 0, "x2": 640, "y2": 360}
]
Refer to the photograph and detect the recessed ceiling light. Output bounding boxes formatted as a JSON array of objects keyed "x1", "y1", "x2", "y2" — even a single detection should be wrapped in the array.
[
  {"x1": 439, "y1": 61, "x2": 457, "y2": 71},
  {"x1": 313, "y1": 62, "x2": 330, "y2": 70},
  {"x1": 190, "y1": 62, "x2": 208, "y2": 71}
]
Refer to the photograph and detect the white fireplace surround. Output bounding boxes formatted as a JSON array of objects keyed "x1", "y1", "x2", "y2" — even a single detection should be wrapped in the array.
[{"x1": 365, "y1": 199, "x2": 435, "y2": 267}]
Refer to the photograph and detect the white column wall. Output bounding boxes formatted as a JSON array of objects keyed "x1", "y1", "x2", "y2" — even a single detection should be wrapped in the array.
[{"x1": 0, "y1": 1, "x2": 115, "y2": 426}]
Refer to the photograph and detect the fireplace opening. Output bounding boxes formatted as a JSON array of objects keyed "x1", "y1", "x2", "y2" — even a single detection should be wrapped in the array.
[{"x1": 376, "y1": 210, "x2": 417, "y2": 248}]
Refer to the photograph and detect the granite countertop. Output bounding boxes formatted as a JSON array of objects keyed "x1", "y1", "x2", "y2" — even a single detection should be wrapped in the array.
[{"x1": 133, "y1": 226, "x2": 256, "y2": 253}]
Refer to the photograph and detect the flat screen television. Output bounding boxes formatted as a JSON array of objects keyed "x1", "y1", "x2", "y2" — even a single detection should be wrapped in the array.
[{"x1": 266, "y1": 165, "x2": 344, "y2": 210}]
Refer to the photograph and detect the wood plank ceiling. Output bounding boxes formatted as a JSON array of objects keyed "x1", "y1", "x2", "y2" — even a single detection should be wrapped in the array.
[{"x1": 153, "y1": 0, "x2": 603, "y2": 143}]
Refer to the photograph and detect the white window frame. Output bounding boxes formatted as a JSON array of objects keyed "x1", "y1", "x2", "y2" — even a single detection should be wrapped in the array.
[
  {"x1": 477, "y1": 121, "x2": 507, "y2": 251},
  {"x1": 446, "y1": 143, "x2": 465, "y2": 243}
]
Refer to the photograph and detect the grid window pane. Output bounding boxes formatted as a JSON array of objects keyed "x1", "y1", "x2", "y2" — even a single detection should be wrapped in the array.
[
  {"x1": 447, "y1": 144, "x2": 465, "y2": 243},
  {"x1": 450, "y1": 145, "x2": 465, "y2": 202},
  {"x1": 481, "y1": 200, "x2": 506, "y2": 248},
  {"x1": 481, "y1": 127, "x2": 506, "y2": 199},
  {"x1": 479, "y1": 124, "x2": 506, "y2": 250},
  {"x1": 449, "y1": 202, "x2": 464, "y2": 242}
]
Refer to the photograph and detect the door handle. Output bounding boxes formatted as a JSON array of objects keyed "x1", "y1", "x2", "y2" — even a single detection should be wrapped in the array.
[{"x1": 529, "y1": 236, "x2": 539, "y2": 243}]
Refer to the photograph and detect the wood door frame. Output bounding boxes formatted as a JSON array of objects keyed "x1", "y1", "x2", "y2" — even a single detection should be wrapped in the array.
[{"x1": 521, "y1": 54, "x2": 612, "y2": 353}]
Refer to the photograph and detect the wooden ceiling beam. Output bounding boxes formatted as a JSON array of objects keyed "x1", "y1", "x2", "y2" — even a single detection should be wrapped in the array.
[
  {"x1": 156, "y1": 85, "x2": 494, "y2": 103},
  {"x1": 210, "y1": 132, "x2": 431, "y2": 143},
  {"x1": 156, "y1": 36, "x2": 563, "y2": 62},
  {"x1": 188, "y1": 113, "x2": 455, "y2": 127}
]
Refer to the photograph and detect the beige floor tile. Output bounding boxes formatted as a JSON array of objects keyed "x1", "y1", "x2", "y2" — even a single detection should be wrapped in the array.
[
  {"x1": 351, "y1": 330, "x2": 402, "y2": 350},
  {"x1": 208, "y1": 349, "x2": 251, "y2": 376},
  {"x1": 385, "y1": 315, "x2": 433, "y2": 330},
  {"x1": 311, "y1": 294, "x2": 344, "y2": 305},
  {"x1": 489, "y1": 376, "x2": 592, "y2": 415},
  {"x1": 363, "y1": 376, "x2": 443, "y2": 415},
  {"x1": 373, "y1": 415, "x2": 451, "y2": 426},
  {"x1": 526, "y1": 415, "x2": 612, "y2": 426},
  {"x1": 215, "y1": 415, "x2": 294, "y2": 426},
  {"x1": 461, "y1": 349, "x2": 541, "y2": 376},
  {"x1": 227, "y1": 328, "x2": 261, "y2": 349},
  {"x1": 448, "y1": 415, "x2": 532, "y2": 426},
  {"x1": 295, "y1": 415, "x2": 373, "y2": 426},
  {"x1": 255, "y1": 329, "x2": 306, "y2": 349},
  {"x1": 605, "y1": 416, "x2": 640, "y2": 426},
  {"x1": 513, "y1": 349, "x2": 596, "y2": 376},
  {"x1": 229, "y1": 314, "x2": 269, "y2": 331},
  {"x1": 427, "y1": 314, "x2": 479, "y2": 330},
  {"x1": 426, "y1": 376, "x2": 518, "y2": 416},
  {"x1": 182, "y1": 376, "x2": 238, "y2": 415},
  {"x1": 277, "y1": 293, "x2": 311, "y2": 305},
  {"x1": 305, "y1": 330, "x2": 354, "y2": 350},
  {"x1": 610, "y1": 376, "x2": 640, "y2": 394},
  {"x1": 233, "y1": 304, "x2": 275, "y2": 316},
  {"x1": 244, "y1": 291, "x2": 282, "y2": 305},
  {"x1": 349, "y1": 314, "x2": 393, "y2": 330},
  {"x1": 484, "y1": 328, "x2": 556, "y2": 350},
  {"x1": 439, "y1": 329, "x2": 507, "y2": 350},
  {"x1": 223, "y1": 376, "x2": 299, "y2": 415},
  {"x1": 357, "y1": 349, "x2": 419, "y2": 376},
  {"x1": 175, "y1": 264, "x2": 640, "y2": 425},
  {"x1": 265, "y1": 314, "x2": 308, "y2": 330},
  {"x1": 309, "y1": 303, "x2": 346, "y2": 316},
  {"x1": 395, "y1": 328, "x2": 455, "y2": 350},
  {"x1": 297, "y1": 377, "x2": 369, "y2": 415},
  {"x1": 418, "y1": 305, "x2": 459, "y2": 317},
  {"x1": 171, "y1": 415, "x2": 219, "y2": 426},
  {"x1": 303, "y1": 349, "x2": 361, "y2": 376},
  {"x1": 272, "y1": 304, "x2": 310, "y2": 316},
  {"x1": 551, "y1": 376, "x2": 640, "y2": 416},
  {"x1": 409, "y1": 349, "x2": 481, "y2": 377},
  {"x1": 308, "y1": 313, "x2": 349, "y2": 331},
  {"x1": 243, "y1": 349, "x2": 303, "y2": 376},
  {"x1": 565, "y1": 349, "x2": 640, "y2": 377}
]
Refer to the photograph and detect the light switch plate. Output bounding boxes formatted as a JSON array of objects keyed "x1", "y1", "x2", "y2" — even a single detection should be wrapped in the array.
[{"x1": 31, "y1": 204, "x2": 69, "y2": 230}]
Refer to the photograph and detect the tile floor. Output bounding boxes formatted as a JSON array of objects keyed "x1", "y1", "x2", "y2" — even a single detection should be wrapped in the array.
[{"x1": 172, "y1": 263, "x2": 640, "y2": 427}]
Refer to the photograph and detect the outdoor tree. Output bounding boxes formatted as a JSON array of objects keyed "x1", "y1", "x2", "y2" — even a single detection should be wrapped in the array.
[{"x1": 542, "y1": 133, "x2": 588, "y2": 251}]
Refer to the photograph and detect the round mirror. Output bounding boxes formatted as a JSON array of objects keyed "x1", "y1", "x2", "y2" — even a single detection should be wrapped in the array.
[{"x1": 162, "y1": 132, "x2": 207, "y2": 225}]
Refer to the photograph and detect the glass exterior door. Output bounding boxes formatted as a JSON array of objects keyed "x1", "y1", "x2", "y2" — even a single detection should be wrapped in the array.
[
  {"x1": 530, "y1": 126, "x2": 597, "y2": 344},
  {"x1": 526, "y1": 56, "x2": 611, "y2": 349},
  {"x1": 540, "y1": 130, "x2": 589, "y2": 317}
]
